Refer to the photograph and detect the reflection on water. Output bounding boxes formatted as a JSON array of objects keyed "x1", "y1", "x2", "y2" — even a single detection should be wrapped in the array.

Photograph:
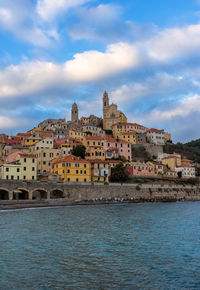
[{"x1": 1, "y1": 202, "x2": 200, "y2": 289}]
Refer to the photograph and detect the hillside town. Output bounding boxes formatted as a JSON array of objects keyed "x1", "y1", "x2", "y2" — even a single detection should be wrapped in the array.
[{"x1": 0, "y1": 91, "x2": 196, "y2": 182}]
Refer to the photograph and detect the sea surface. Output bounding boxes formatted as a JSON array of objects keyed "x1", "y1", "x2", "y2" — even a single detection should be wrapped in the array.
[{"x1": 1, "y1": 202, "x2": 200, "y2": 289}]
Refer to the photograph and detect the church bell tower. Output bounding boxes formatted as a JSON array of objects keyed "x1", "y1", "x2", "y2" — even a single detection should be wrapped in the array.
[{"x1": 71, "y1": 102, "x2": 79, "y2": 123}]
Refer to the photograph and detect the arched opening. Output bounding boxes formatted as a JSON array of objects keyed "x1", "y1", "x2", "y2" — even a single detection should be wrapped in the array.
[
  {"x1": 13, "y1": 189, "x2": 29, "y2": 200},
  {"x1": 32, "y1": 189, "x2": 48, "y2": 200},
  {"x1": 0, "y1": 189, "x2": 9, "y2": 200},
  {"x1": 50, "y1": 189, "x2": 64, "y2": 199}
]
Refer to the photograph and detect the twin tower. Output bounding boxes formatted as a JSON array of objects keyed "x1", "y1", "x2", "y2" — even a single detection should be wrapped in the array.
[{"x1": 71, "y1": 91, "x2": 126, "y2": 129}]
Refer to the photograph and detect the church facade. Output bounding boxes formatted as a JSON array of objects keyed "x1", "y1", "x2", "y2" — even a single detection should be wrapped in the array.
[{"x1": 102, "y1": 91, "x2": 127, "y2": 130}]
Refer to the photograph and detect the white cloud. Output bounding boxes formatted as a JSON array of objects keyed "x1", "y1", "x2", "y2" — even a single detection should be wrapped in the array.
[
  {"x1": 65, "y1": 42, "x2": 140, "y2": 82},
  {"x1": 0, "y1": 61, "x2": 63, "y2": 97},
  {"x1": 128, "y1": 94, "x2": 200, "y2": 127},
  {"x1": 0, "y1": 0, "x2": 56, "y2": 47},
  {"x1": 0, "y1": 42, "x2": 140, "y2": 97},
  {"x1": 37, "y1": 0, "x2": 91, "y2": 21},
  {"x1": 110, "y1": 73, "x2": 199, "y2": 106},
  {"x1": 151, "y1": 94, "x2": 200, "y2": 121},
  {"x1": 147, "y1": 24, "x2": 200, "y2": 61}
]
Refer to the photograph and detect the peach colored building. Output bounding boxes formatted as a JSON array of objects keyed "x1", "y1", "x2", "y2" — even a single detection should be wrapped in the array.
[
  {"x1": 104, "y1": 135, "x2": 132, "y2": 161},
  {"x1": 127, "y1": 163, "x2": 153, "y2": 176}
]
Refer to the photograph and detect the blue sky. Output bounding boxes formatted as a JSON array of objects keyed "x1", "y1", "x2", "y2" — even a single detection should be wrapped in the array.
[{"x1": 1, "y1": 0, "x2": 200, "y2": 142}]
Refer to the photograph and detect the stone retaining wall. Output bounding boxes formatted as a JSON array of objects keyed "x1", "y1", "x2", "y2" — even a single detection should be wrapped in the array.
[{"x1": 0, "y1": 180, "x2": 199, "y2": 205}]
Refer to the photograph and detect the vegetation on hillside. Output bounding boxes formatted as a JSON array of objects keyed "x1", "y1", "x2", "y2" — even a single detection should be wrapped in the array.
[{"x1": 164, "y1": 142, "x2": 200, "y2": 163}]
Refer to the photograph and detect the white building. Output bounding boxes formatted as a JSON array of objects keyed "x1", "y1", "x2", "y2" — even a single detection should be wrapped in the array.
[
  {"x1": 175, "y1": 165, "x2": 196, "y2": 178},
  {"x1": 157, "y1": 152, "x2": 181, "y2": 162},
  {"x1": 30, "y1": 137, "x2": 54, "y2": 151},
  {"x1": 146, "y1": 129, "x2": 166, "y2": 146}
]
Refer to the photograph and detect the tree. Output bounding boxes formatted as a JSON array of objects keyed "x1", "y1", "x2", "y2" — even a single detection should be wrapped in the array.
[
  {"x1": 71, "y1": 145, "x2": 86, "y2": 159},
  {"x1": 110, "y1": 163, "x2": 130, "y2": 183}
]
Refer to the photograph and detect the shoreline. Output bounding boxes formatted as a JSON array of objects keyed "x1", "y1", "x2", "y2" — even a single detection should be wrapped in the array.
[{"x1": 1, "y1": 196, "x2": 200, "y2": 211}]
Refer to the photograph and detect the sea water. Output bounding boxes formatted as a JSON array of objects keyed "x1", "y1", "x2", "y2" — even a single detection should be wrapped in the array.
[{"x1": 0, "y1": 202, "x2": 200, "y2": 289}]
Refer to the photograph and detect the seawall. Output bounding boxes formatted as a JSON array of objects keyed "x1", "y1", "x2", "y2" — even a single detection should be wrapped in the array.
[{"x1": 0, "y1": 180, "x2": 200, "y2": 209}]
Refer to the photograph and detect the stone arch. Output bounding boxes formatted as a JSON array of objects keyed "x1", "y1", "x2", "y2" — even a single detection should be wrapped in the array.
[
  {"x1": 0, "y1": 188, "x2": 10, "y2": 200},
  {"x1": 50, "y1": 189, "x2": 64, "y2": 199},
  {"x1": 32, "y1": 188, "x2": 48, "y2": 200},
  {"x1": 13, "y1": 188, "x2": 29, "y2": 200}
]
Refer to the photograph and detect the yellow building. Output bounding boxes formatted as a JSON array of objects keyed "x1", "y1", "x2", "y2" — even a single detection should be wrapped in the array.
[
  {"x1": 0, "y1": 153, "x2": 37, "y2": 180},
  {"x1": 24, "y1": 137, "x2": 41, "y2": 147},
  {"x1": 80, "y1": 116, "x2": 90, "y2": 124},
  {"x1": 83, "y1": 136, "x2": 104, "y2": 148},
  {"x1": 112, "y1": 122, "x2": 147, "y2": 138},
  {"x1": 86, "y1": 146, "x2": 106, "y2": 160},
  {"x1": 118, "y1": 131, "x2": 137, "y2": 145},
  {"x1": 147, "y1": 161, "x2": 166, "y2": 176},
  {"x1": 161, "y1": 156, "x2": 181, "y2": 171},
  {"x1": 68, "y1": 129, "x2": 86, "y2": 142},
  {"x1": 52, "y1": 155, "x2": 92, "y2": 182}
]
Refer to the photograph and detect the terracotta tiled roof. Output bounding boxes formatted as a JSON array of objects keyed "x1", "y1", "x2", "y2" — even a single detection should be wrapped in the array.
[
  {"x1": 84, "y1": 136, "x2": 104, "y2": 140},
  {"x1": 90, "y1": 159, "x2": 122, "y2": 164},
  {"x1": 178, "y1": 164, "x2": 193, "y2": 168},
  {"x1": 162, "y1": 155, "x2": 180, "y2": 160},
  {"x1": 18, "y1": 153, "x2": 36, "y2": 158},
  {"x1": 105, "y1": 135, "x2": 129, "y2": 144},
  {"x1": 121, "y1": 131, "x2": 136, "y2": 135},
  {"x1": 17, "y1": 133, "x2": 32, "y2": 136},
  {"x1": 52, "y1": 155, "x2": 91, "y2": 164},
  {"x1": 147, "y1": 128, "x2": 164, "y2": 133}
]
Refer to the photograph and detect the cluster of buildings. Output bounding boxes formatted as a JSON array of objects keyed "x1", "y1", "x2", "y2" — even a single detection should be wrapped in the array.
[{"x1": 0, "y1": 91, "x2": 196, "y2": 182}]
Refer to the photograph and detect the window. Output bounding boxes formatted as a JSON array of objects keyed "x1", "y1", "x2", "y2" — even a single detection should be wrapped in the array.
[
  {"x1": 84, "y1": 170, "x2": 86, "y2": 174},
  {"x1": 84, "y1": 178, "x2": 87, "y2": 182},
  {"x1": 17, "y1": 176, "x2": 19, "y2": 180},
  {"x1": 11, "y1": 175, "x2": 14, "y2": 180},
  {"x1": 24, "y1": 167, "x2": 26, "y2": 171},
  {"x1": 68, "y1": 178, "x2": 70, "y2": 182},
  {"x1": 6, "y1": 175, "x2": 8, "y2": 180},
  {"x1": 24, "y1": 158, "x2": 26, "y2": 162},
  {"x1": 6, "y1": 167, "x2": 9, "y2": 172},
  {"x1": 43, "y1": 161, "x2": 46, "y2": 165},
  {"x1": 23, "y1": 176, "x2": 26, "y2": 180},
  {"x1": 32, "y1": 176, "x2": 35, "y2": 180},
  {"x1": 84, "y1": 164, "x2": 86, "y2": 168},
  {"x1": 43, "y1": 152, "x2": 46, "y2": 157},
  {"x1": 80, "y1": 170, "x2": 83, "y2": 174},
  {"x1": 32, "y1": 159, "x2": 35, "y2": 163},
  {"x1": 67, "y1": 169, "x2": 70, "y2": 173},
  {"x1": 76, "y1": 170, "x2": 78, "y2": 174},
  {"x1": 76, "y1": 178, "x2": 79, "y2": 182},
  {"x1": 32, "y1": 167, "x2": 35, "y2": 171}
]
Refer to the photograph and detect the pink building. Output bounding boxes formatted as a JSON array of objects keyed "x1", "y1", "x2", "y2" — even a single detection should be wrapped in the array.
[
  {"x1": 104, "y1": 135, "x2": 132, "y2": 161},
  {"x1": 127, "y1": 162, "x2": 153, "y2": 176}
]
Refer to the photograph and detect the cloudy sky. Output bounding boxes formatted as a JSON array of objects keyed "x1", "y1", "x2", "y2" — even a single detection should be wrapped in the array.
[{"x1": 1, "y1": 0, "x2": 200, "y2": 142}]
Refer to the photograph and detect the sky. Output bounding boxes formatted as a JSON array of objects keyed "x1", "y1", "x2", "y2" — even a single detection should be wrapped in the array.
[{"x1": 1, "y1": 0, "x2": 200, "y2": 142}]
